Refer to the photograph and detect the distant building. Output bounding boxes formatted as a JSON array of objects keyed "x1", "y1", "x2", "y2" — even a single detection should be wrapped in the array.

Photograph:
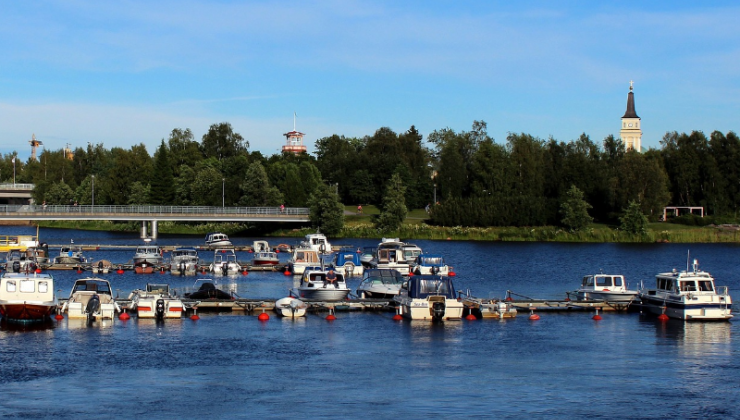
[
  {"x1": 620, "y1": 81, "x2": 642, "y2": 152},
  {"x1": 282, "y1": 113, "x2": 307, "y2": 154}
]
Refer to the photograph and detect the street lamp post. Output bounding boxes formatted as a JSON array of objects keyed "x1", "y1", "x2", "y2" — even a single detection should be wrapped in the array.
[
  {"x1": 91, "y1": 175, "x2": 95, "y2": 207},
  {"x1": 222, "y1": 178, "x2": 225, "y2": 207}
]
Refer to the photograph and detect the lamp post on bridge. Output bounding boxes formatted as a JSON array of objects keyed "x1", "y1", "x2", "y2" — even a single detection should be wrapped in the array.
[
  {"x1": 222, "y1": 178, "x2": 225, "y2": 208},
  {"x1": 91, "y1": 175, "x2": 95, "y2": 207}
]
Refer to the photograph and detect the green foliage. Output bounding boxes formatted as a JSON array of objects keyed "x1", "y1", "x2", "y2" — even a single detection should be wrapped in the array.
[
  {"x1": 619, "y1": 200, "x2": 649, "y2": 234},
  {"x1": 560, "y1": 185, "x2": 593, "y2": 231},
  {"x1": 308, "y1": 183, "x2": 344, "y2": 236},
  {"x1": 44, "y1": 181, "x2": 75, "y2": 205},
  {"x1": 375, "y1": 173, "x2": 408, "y2": 232},
  {"x1": 200, "y1": 122, "x2": 248, "y2": 162},
  {"x1": 127, "y1": 181, "x2": 151, "y2": 205},
  {"x1": 150, "y1": 140, "x2": 175, "y2": 205},
  {"x1": 239, "y1": 161, "x2": 284, "y2": 206}
]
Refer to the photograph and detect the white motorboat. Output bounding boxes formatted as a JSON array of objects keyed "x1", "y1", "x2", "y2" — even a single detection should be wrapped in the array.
[
  {"x1": 91, "y1": 260, "x2": 112, "y2": 274},
  {"x1": 5, "y1": 249, "x2": 42, "y2": 273},
  {"x1": 300, "y1": 232, "x2": 333, "y2": 254},
  {"x1": 576, "y1": 274, "x2": 638, "y2": 302},
  {"x1": 61, "y1": 278, "x2": 121, "y2": 321},
  {"x1": 0, "y1": 272, "x2": 56, "y2": 322},
  {"x1": 55, "y1": 244, "x2": 86, "y2": 264},
  {"x1": 205, "y1": 232, "x2": 232, "y2": 247},
  {"x1": 639, "y1": 258, "x2": 733, "y2": 321},
  {"x1": 274, "y1": 296, "x2": 308, "y2": 318},
  {"x1": 252, "y1": 240, "x2": 270, "y2": 253},
  {"x1": 133, "y1": 245, "x2": 163, "y2": 266},
  {"x1": 393, "y1": 275, "x2": 464, "y2": 321},
  {"x1": 359, "y1": 246, "x2": 375, "y2": 267},
  {"x1": 129, "y1": 283, "x2": 185, "y2": 319},
  {"x1": 401, "y1": 242, "x2": 423, "y2": 263},
  {"x1": 368, "y1": 238, "x2": 410, "y2": 275},
  {"x1": 290, "y1": 247, "x2": 322, "y2": 275},
  {"x1": 210, "y1": 249, "x2": 241, "y2": 275},
  {"x1": 330, "y1": 248, "x2": 364, "y2": 277},
  {"x1": 295, "y1": 268, "x2": 350, "y2": 301},
  {"x1": 356, "y1": 268, "x2": 404, "y2": 299},
  {"x1": 252, "y1": 251, "x2": 280, "y2": 266},
  {"x1": 409, "y1": 254, "x2": 451, "y2": 276},
  {"x1": 170, "y1": 248, "x2": 199, "y2": 275}
]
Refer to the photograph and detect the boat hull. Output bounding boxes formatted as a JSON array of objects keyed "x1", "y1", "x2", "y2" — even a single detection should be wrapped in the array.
[
  {"x1": 577, "y1": 290, "x2": 638, "y2": 302},
  {"x1": 274, "y1": 297, "x2": 307, "y2": 318},
  {"x1": 252, "y1": 260, "x2": 280, "y2": 266},
  {"x1": 296, "y1": 287, "x2": 350, "y2": 301},
  {"x1": 0, "y1": 302, "x2": 55, "y2": 321},
  {"x1": 639, "y1": 294, "x2": 733, "y2": 321},
  {"x1": 395, "y1": 297, "x2": 464, "y2": 321}
]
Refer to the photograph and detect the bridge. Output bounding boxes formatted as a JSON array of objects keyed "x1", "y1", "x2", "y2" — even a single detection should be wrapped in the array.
[
  {"x1": 0, "y1": 183, "x2": 34, "y2": 205},
  {"x1": 0, "y1": 204, "x2": 310, "y2": 239}
]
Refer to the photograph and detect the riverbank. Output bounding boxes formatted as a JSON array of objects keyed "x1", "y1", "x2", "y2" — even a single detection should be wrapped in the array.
[{"x1": 29, "y1": 218, "x2": 740, "y2": 243}]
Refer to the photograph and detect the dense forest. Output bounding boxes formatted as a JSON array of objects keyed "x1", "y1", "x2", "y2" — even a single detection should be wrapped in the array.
[{"x1": 1, "y1": 121, "x2": 738, "y2": 228}]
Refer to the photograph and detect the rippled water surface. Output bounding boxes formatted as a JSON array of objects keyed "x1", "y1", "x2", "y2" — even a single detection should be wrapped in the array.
[{"x1": 1, "y1": 227, "x2": 739, "y2": 419}]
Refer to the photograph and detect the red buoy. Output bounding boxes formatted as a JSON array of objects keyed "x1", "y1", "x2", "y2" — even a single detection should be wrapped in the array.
[
  {"x1": 392, "y1": 313, "x2": 403, "y2": 321},
  {"x1": 258, "y1": 312, "x2": 270, "y2": 321},
  {"x1": 529, "y1": 313, "x2": 540, "y2": 320},
  {"x1": 449, "y1": 271, "x2": 456, "y2": 277},
  {"x1": 190, "y1": 314, "x2": 200, "y2": 320},
  {"x1": 283, "y1": 269, "x2": 291, "y2": 276},
  {"x1": 35, "y1": 268, "x2": 42, "y2": 274},
  {"x1": 119, "y1": 312, "x2": 130, "y2": 320},
  {"x1": 117, "y1": 269, "x2": 124, "y2": 274},
  {"x1": 242, "y1": 270, "x2": 248, "y2": 275},
  {"x1": 465, "y1": 314, "x2": 477, "y2": 321},
  {"x1": 55, "y1": 314, "x2": 64, "y2": 320},
  {"x1": 326, "y1": 314, "x2": 337, "y2": 321},
  {"x1": 658, "y1": 313, "x2": 669, "y2": 322},
  {"x1": 593, "y1": 314, "x2": 602, "y2": 320},
  {"x1": 76, "y1": 269, "x2": 82, "y2": 274}
]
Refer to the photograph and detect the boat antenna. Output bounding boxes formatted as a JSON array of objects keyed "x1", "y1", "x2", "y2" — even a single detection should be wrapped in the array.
[{"x1": 686, "y1": 250, "x2": 690, "y2": 272}]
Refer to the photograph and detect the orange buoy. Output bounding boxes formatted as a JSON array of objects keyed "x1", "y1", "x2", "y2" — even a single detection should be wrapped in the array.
[
  {"x1": 258, "y1": 312, "x2": 270, "y2": 321},
  {"x1": 658, "y1": 313, "x2": 669, "y2": 321},
  {"x1": 326, "y1": 314, "x2": 336, "y2": 321},
  {"x1": 465, "y1": 313, "x2": 477, "y2": 321},
  {"x1": 392, "y1": 313, "x2": 403, "y2": 321},
  {"x1": 242, "y1": 270, "x2": 248, "y2": 275},
  {"x1": 528, "y1": 308, "x2": 540, "y2": 320},
  {"x1": 119, "y1": 311, "x2": 130, "y2": 320},
  {"x1": 116, "y1": 269, "x2": 124, "y2": 274},
  {"x1": 54, "y1": 313, "x2": 64, "y2": 320}
]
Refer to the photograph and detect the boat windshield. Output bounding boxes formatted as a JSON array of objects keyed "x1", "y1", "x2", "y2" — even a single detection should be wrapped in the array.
[
  {"x1": 409, "y1": 277, "x2": 456, "y2": 299},
  {"x1": 596, "y1": 276, "x2": 613, "y2": 287},
  {"x1": 73, "y1": 280, "x2": 112, "y2": 294}
]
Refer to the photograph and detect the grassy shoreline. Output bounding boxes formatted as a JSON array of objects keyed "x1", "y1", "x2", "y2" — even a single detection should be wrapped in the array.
[{"x1": 26, "y1": 219, "x2": 740, "y2": 243}]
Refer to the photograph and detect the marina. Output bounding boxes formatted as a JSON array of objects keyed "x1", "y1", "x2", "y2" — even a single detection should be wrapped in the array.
[{"x1": 1, "y1": 228, "x2": 739, "y2": 419}]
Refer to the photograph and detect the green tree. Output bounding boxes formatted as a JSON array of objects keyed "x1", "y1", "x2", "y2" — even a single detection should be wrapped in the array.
[
  {"x1": 307, "y1": 182, "x2": 344, "y2": 236},
  {"x1": 560, "y1": 184, "x2": 593, "y2": 231},
  {"x1": 620, "y1": 200, "x2": 649, "y2": 235},
  {"x1": 150, "y1": 140, "x2": 175, "y2": 205},
  {"x1": 239, "y1": 161, "x2": 283, "y2": 206},
  {"x1": 128, "y1": 181, "x2": 150, "y2": 205},
  {"x1": 201, "y1": 122, "x2": 248, "y2": 162},
  {"x1": 375, "y1": 173, "x2": 408, "y2": 232},
  {"x1": 44, "y1": 181, "x2": 75, "y2": 205}
]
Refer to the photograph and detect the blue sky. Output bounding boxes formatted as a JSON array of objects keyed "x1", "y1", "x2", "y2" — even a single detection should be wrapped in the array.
[{"x1": 1, "y1": 1, "x2": 739, "y2": 160}]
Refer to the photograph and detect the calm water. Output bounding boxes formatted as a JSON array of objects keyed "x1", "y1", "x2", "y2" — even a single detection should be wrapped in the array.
[{"x1": 1, "y1": 227, "x2": 739, "y2": 419}]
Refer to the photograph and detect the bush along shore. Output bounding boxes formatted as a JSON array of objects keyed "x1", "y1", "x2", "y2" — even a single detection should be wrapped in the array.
[{"x1": 32, "y1": 220, "x2": 740, "y2": 243}]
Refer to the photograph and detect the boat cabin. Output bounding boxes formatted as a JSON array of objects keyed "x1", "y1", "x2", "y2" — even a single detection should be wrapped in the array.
[
  {"x1": 404, "y1": 275, "x2": 457, "y2": 299},
  {"x1": 303, "y1": 233, "x2": 331, "y2": 252},
  {"x1": 655, "y1": 270, "x2": 715, "y2": 294},
  {"x1": 253, "y1": 240, "x2": 270, "y2": 252},
  {"x1": 359, "y1": 269, "x2": 404, "y2": 287},
  {"x1": 302, "y1": 270, "x2": 346, "y2": 286},
  {"x1": 205, "y1": 232, "x2": 231, "y2": 245},
  {"x1": 333, "y1": 249, "x2": 362, "y2": 267},
  {"x1": 213, "y1": 249, "x2": 238, "y2": 264},
  {"x1": 146, "y1": 283, "x2": 171, "y2": 294},
  {"x1": 135, "y1": 245, "x2": 162, "y2": 255},
  {"x1": 0, "y1": 272, "x2": 54, "y2": 304},
  {"x1": 293, "y1": 248, "x2": 320, "y2": 264},
  {"x1": 581, "y1": 274, "x2": 626, "y2": 291},
  {"x1": 172, "y1": 248, "x2": 198, "y2": 259},
  {"x1": 415, "y1": 254, "x2": 446, "y2": 267},
  {"x1": 402, "y1": 243, "x2": 423, "y2": 261},
  {"x1": 71, "y1": 279, "x2": 114, "y2": 296}
]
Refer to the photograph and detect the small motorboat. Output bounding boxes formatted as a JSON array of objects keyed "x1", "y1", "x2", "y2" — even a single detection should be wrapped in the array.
[
  {"x1": 55, "y1": 243, "x2": 86, "y2": 265},
  {"x1": 289, "y1": 247, "x2": 322, "y2": 275},
  {"x1": 61, "y1": 278, "x2": 120, "y2": 322},
  {"x1": 184, "y1": 279, "x2": 233, "y2": 300},
  {"x1": 300, "y1": 232, "x2": 333, "y2": 254},
  {"x1": 170, "y1": 248, "x2": 199, "y2": 275},
  {"x1": 129, "y1": 283, "x2": 184, "y2": 319},
  {"x1": 393, "y1": 275, "x2": 464, "y2": 321},
  {"x1": 274, "y1": 296, "x2": 308, "y2": 318},
  {"x1": 331, "y1": 248, "x2": 364, "y2": 277},
  {"x1": 639, "y1": 258, "x2": 733, "y2": 321},
  {"x1": 134, "y1": 261, "x2": 155, "y2": 274},
  {"x1": 295, "y1": 268, "x2": 350, "y2": 301},
  {"x1": 410, "y1": 254, "x2": 451, "y2": 276},
  {"x1": 91, "y1": 260, "x2": 112, "y2": 274},
  {"x1": 274, "y1": 244, "x2": 293, "y2": 253},
  {"x1": 252, "y1": 251, "x2": 280, "y2": 266},
  {"x1": 356, "y1": 268, "x2": 404, "y2": 299},
  {"x1": 252, "y1": 240, "x2": 270, "y2": 253},
  {"x1": 576, "y1": 274, "x2": 638, "y2": 302},
  {"x1": 460, "y1": 294, "x2": 517, "y2": 319},
  {"x1": 367, "y1": 238, "x2": 411, "y2": 275},
  {"x1": 4, "y1": 249, "x2": 41, "y2": 273},
  {"x1": 132, "y1": 244, "x2": 163, "y2": 266},
  {"x1": 359, "y1": 246, "x2": 375, "y2": 267},
  {"x1": 205, "y1": 232, "x2": 232, "y2": 247},
  {"x1": 0, "y1": 272, "x2": 56, "y2": 322},
  {"x1": 210, "y1": 248, "x2": 241, "y2": 275}
]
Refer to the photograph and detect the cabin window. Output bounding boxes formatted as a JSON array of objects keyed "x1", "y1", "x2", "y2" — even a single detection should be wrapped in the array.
[
  {"x1": 596, "y1": 277, "x2": 612, "y2": 287},
  {"x1": 39, "y1": 281, "x2": 49, "y2": 293},
  {"x1": 699, "y1": 281, "x2": 714, "y2": 292},
  {"x1": 582, "y1": 276, "x2": 593, "y2": 286},
  {"x1": 679, "y1": 281, "x2": 696, "y2": 292},
  {"x1": 20, "y1": 280, "x2": 35, "y2": 293},
  {"x1": 420, "y1": 280, "x2": 449, "y2": 295},
  {"x1": 6, "y1": 280, "x2": 16, "y2": 292},
  {"x1": 614, "y1": 277, "x2": 623, "y2": 287}
]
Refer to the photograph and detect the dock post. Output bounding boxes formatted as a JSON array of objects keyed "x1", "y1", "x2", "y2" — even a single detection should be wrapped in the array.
[
  {"x1": 151, "y1": 220, "x2": 158, "y2": 240},
  {"x1": 140, "y1": 221, "x2": 148, "y2": 239}
]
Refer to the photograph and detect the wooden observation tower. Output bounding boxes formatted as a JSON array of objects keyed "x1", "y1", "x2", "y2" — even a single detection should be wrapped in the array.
[{"x1": 282, "y1": 113, "x2": 307, "y2": 154}]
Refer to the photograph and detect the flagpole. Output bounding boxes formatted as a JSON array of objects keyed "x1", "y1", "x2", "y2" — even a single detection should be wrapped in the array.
[{"x1": 12, "y1": 157, "x2": 16, "y2": 186}]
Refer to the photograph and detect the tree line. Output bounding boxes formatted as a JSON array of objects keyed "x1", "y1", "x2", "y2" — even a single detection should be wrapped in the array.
[{"x1": 1, "y1": 121, "x2": 738, "y2": 229}]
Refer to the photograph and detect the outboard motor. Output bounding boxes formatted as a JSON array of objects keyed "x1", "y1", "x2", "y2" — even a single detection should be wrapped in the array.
[
  {"x1": 222, "y1": 262, "x2": 228, "y2": 274},
  {"x1": 98, "y1": 261, "x2": 104, "y2": 270},
  {"x1": 11, "y1": 261, "x2": 20, "y2": 273},
  {"x1": 179, "y1": 262, "x2": 186, "y2": 275},
  {"x1": 86, "y1": 294, "x2": 101, "y2": 321},
  {"x1": 432, "y1": 301, "x2": 446, "y2": 321},
  {"x1": 155, "y1": 298, "x2": 165, "y2": 319}
]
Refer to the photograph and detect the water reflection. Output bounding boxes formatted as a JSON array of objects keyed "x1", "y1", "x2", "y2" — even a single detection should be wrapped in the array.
[
  {"x1": 645, "y1": 317, "x2": 732, "y2": 357},
  {"x1": 0, "y1": 318, "x2": 55, "y2": 333}
]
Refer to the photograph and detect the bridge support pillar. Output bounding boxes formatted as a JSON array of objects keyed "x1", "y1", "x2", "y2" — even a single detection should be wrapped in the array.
[
  {"x1": 151, "y1": 220, "x2": 158, "y2": 240},
  {"x1": 140, "y1": 222, "x2": 148, "y2": 239}
]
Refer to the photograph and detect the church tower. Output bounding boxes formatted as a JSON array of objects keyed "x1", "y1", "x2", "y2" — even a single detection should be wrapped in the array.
[{"x1": 620, "y1": 81, "x2": 642, "y2": 151}]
